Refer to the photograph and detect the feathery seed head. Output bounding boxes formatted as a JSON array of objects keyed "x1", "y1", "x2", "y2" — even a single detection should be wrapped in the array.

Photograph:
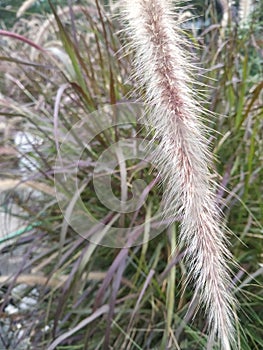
[{"x1": 119, "y1": 1, "x2": 237, "y2": 348}]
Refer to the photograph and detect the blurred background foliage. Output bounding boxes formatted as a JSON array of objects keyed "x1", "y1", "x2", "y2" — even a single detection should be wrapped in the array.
[
  {"x1": 0, "y1": 0, "x2": 262, "y2": 349},
  {"x1": 0, "y1": 0, "x2": 72, "y2": 27}
]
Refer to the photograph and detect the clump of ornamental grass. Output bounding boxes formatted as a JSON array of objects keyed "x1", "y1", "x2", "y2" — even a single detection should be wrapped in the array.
[
  {"x1": 0, "y1": 1, "x2": 262, "y2": 349},
  {"x1": 119, "y1": 1, "x2": 237, "y2": 348}
]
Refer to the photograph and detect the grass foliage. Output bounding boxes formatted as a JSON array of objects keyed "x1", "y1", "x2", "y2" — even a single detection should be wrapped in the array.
[{"x1": 0, "y1": 1, "x2": 262, "y2": 349}]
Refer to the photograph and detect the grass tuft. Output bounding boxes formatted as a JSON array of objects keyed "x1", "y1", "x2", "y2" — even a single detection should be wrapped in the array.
[{"x1": 0, "y1": 1, "x2": 262, "y2": 349}]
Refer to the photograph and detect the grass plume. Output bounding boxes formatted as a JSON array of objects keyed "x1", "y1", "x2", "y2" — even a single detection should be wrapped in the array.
[
  {"x1": 120, "y1": 0, "x2": 237, "y2": 348},
  {"x1": 239, "y1": 0, "x2": 253, "y2": 23}
]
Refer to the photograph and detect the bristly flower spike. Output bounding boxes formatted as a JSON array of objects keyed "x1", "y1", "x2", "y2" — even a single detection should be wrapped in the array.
[{"x1": 119, "y1": 1, "x2": 237, "y2": 349}]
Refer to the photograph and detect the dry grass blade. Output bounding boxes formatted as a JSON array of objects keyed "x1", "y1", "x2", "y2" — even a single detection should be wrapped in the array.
[
  {"x1": 0, "y1": 271, "x2": 126, "y2": 288},
  {"x1": 47, "y1": 305, "x2": 110, "y2": 350},
  {"x1": 0, "y1": 179, "x2": 55, "y2": 196},
  {"x1": 0, "y1": 274, "x2": 67, "y2": 288}
]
